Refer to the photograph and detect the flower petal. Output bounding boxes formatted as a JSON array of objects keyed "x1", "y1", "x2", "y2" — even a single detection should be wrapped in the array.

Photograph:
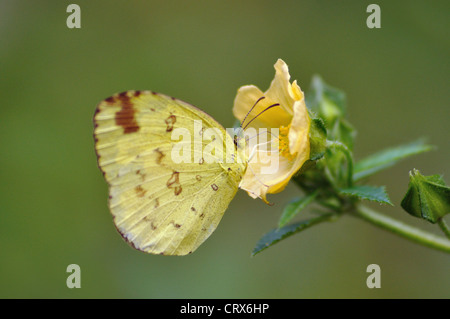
[
  {"x1": 233, "y1": 59, "x2": 311, "y2": 204},
  {"x1": 238, "y1": 153, "x2": 273, "y2": 203},
  {"x1": 265, "y1": 59, "x2": 296, "y2": 116},
  {"x1": 239, "y1": 138, "x2": 310, "y2": 203},
  {"x1": 266, "y1": 147, "x2": 309, "y2": 194},
  {"x1": 233, "y1": 85, "x2": 291, "y2": 129},
  {"x1": 291, "y1": 80, "x2": 304, "y2": 101},
  {"x1": 233, "y1": 85, "x2": 263, "y2": 122},
  {"x1": 288, "y1": 98, "x2": 310, "y2": 154}
]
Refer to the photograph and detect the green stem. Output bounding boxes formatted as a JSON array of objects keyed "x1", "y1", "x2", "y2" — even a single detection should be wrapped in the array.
[
  {"x1": 437, "y1": 218, "x2": 450, "y2": 239},
  {"x1": 352, "y1": 204, "x2": 450, "y2": 253}
]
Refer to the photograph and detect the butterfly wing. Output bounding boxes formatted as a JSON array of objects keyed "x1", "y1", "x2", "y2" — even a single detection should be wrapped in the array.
[{"x1": 94, "y1": 91, "x2": 246, "y2": 255}]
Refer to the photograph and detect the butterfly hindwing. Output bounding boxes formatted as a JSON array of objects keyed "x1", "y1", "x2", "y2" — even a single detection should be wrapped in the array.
[{"x1": 94, "y1": 91, "x2": 246, "y2": 255}]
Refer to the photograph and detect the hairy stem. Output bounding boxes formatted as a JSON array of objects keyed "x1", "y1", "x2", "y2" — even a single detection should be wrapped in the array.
[
  {"x1": 352, "y1": 204, "x2": 450, "y2": 253},
  {"x1": 437, "y1": 218, "x2": 450, "y2": 240}
]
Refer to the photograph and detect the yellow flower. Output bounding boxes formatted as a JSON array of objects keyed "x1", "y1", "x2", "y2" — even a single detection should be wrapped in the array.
[{"x1": 233, "y1": 59, "x2": 310, "y2": 203}]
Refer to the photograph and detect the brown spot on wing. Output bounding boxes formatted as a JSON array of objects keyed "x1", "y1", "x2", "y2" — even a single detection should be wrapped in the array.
[
  {"x1": 170, "y1": 220, "x2": 182, "y2": 228},
  {"x1": 143, "y1": 216, "x2": 155, "y2": 227},
  {"x1": 195, "y1": 175, "x2": 202, "y2": 181},
  {"x1": 174, "y1": 186, "x2": 182, "y2": 196},
  {"x1": 135, "y1": 185, "x2": 146, "y2": 197},
  {"x1": 154, "y1": 148, "x2": 165, "y2": 165},
  {"x1": 167, "y1": 171, "x2": 182, "y2": 196},
  {"x1": 165, "y1": 115, "x2": 176, "y2": 132},
  {"x1": 115, "y1": 91, "x2": 140, "y2": 134},
  {"x1": 136, "y1": 169, "x2": 146, "y2": 181},
  {"x1": 105, "y1": 96, "x2": 115, "y2": 104},
  {"x1": 211, "y1": 184, "x2": 218, "y2": 191}
]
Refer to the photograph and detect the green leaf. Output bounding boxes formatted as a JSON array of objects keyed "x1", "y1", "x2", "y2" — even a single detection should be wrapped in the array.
[
  {"x1": 353, "y1": 139, "x2": 434, "y2": 181},
  {"x1": 401, "y1": 169, "x2": 450, "y2": 223},
  {"x1": 309, "y1": 117, "x2": 327, "y2": 161},
  {"x1": 306, "y1": 75, "x2": 355, "y2": 153},
  {"x1": 307, "y1": 75, "x2": 347, "y2": 122},
  {"x1": 278, "y1": 191, "x2": 319, "y2": 228},
  {"x1": 339, "y1": 185, "x2": 393, "y2": 205},
  {"x1": 324, "y1": 141, "x2": 354, "y2": 189},
  {"x1": 331, "y1": 118, "x2": 356, "y2": 151},
  {"x1": 252, "y1": 213, "x2": 336, "y2": 256}
]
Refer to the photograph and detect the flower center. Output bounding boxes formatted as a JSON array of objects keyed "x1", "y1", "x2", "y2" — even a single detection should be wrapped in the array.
[{"x1": 278, "y1": 124, "x2": 296, "y2": 161}]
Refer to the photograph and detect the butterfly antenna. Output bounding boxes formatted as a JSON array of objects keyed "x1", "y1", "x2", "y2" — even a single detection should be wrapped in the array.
[
  {"x1": 243, "y1": 103, "x2": 280, "y2": 130},
  {"x1": 240, "y1": 96, "x2": 266, "y2": 129}
]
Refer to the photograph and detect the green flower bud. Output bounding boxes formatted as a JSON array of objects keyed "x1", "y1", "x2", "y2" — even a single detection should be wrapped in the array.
[{"x1": 401, "y1": 169, "x2": 450, "y2": 223}]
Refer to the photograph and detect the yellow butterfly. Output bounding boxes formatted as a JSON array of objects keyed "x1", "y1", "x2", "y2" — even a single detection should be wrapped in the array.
[{"x1": 94, "y1": 91, "x2": 247, "y2": 255}]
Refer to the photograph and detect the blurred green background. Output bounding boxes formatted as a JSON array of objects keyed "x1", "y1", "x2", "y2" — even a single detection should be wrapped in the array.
[{"x1": 1, "y1": 0, "x2": 449, "y2": 298}]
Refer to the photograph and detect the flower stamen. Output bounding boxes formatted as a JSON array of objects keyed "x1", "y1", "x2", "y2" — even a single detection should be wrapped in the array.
[{"x1": 278, "y1": 124, "x2": 296, "y2": 161}]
